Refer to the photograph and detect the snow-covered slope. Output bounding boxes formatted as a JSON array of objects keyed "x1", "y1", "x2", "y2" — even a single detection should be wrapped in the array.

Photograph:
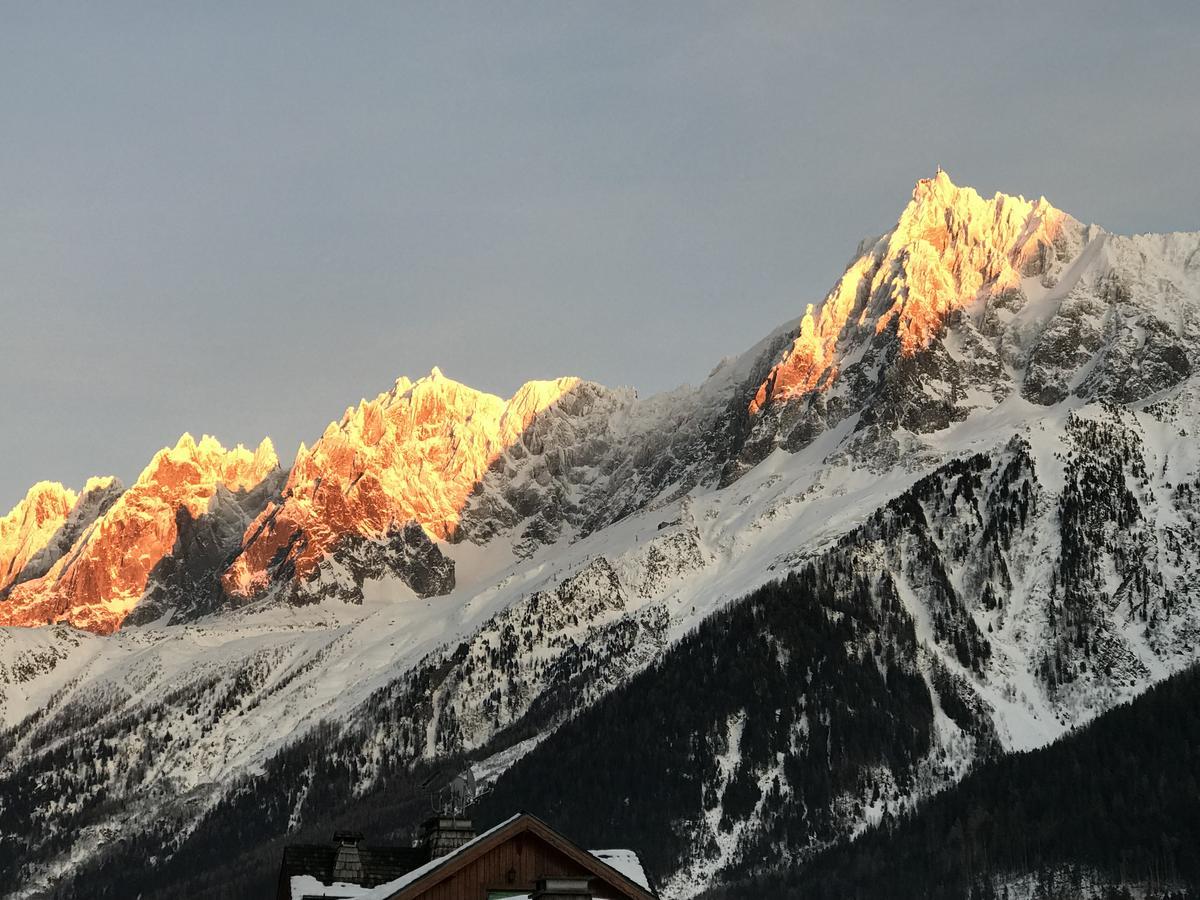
[{"x1": 2, "y1": 173, "x2": 1199, "y2": 899}]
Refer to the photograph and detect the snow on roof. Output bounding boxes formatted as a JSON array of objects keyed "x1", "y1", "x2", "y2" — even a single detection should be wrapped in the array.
[
  {"x1": 354, "y1": 815, "x2": 651, "y2": 900},
  {"x1": 356, "y1": 814, "x2": 523, "y2": 900},
  {"x1": 290, "y1": 873, "x2": 371, "y2": 898},
  {"x1": 588, "y1": 849, "x2": 651, "y2": 890}
]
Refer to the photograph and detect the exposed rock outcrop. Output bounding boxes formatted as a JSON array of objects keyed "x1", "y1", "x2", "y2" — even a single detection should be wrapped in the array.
[
  {"x1": 0, "y1": 483, "x2": 79, "y2": 595},
  {"x1": 221, "y1": 370, "x2": 584, "y2": 602},
  {"x1": 0, "y1": 435, "x2": 277, "y2": 633}
]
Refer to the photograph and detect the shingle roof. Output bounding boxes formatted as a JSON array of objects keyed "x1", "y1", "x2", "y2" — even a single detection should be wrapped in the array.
[{"x1": 280, "y1": 842, "x2": 429, "y2": 891}]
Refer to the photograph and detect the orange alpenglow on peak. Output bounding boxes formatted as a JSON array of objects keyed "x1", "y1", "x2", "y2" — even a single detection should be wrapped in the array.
[
  {"x1": 750, "y1": 170, "x2": 1072, "y2": 414},
  {"x1": 222, "y1": 369, "x2": 580, "y2": 599},
  {"x1": 0, "y1": 434, "x2": 278, "y2": 634},
  {"x1": 0, "y1": 482, "x2": 79, "y2": 594},
  {"x1": 140, "y1": 433, "x2": 279, "y2": 501}
]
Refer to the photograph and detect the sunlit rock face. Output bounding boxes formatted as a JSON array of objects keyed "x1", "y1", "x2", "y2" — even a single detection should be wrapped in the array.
[
  {"x1": 221, "y1": 369, "x2": 583, "y2": 601},
  {"x1": 0, "y1": 435, "x2": 277, "y2": 634},
  {"x1": 739, "y1": 171, "x2": 1200, "y2": 473},
  {"x1": 0, "y1": 478, "x2": 127, "y2": 602},
  {"x1": 8, "y1": 477, "x2": 127, "y2": 589},
  {"x1": 751, "y1": 170, "x2": 1075, "y2": 416},
  {"x1": 0, "y1": 483, "x2": 78, "y2": 594},
  {"x1": 123, "y1": 471, "x2": 286, "y2": 627}
]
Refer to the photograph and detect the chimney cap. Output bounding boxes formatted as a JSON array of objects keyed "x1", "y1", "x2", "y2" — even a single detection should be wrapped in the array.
[{"x1": 333, "y1": 830, "x2": 364, "y2": 845}]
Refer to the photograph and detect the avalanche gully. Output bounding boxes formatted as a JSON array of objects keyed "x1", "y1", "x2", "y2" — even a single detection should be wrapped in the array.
[{"x1": 2, "y1": 171, "x2": 1200, "y2": 899}]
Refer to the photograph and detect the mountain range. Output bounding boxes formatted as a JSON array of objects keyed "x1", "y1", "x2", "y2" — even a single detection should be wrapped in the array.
[{"x1": 2, "y1": 171, "x2": 1199, "y2": 899}]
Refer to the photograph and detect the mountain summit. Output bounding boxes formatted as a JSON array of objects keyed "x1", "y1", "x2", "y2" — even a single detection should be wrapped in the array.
[
  {"x1": 735, "y1": 170, "x2": 1196, "y2": 471},
  {"x1": 752, "y1": 170, "x2": 1074, "y2": 413}
]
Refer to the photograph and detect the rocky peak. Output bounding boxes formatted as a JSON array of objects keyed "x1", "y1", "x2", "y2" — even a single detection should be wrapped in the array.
[
  {"x1": 139, "y1": 434, "x2": 278, "y2": 502},
  {"x1": 499, "y1": 377, "x2": 585, "y2": 443},
  {"x1": 8, "y1": 477, "x2": 128, "y2": 593},
  {"x1": 0, "y1": 482, "x2": 78, "y2": 593},
  {"x1": 0, "y1": 435, "x2": 277, "y2": 633},
  {"x1": 222, "y1": 370, "x2": 585, "y2": 601},
  {"x1": 751, "y1": 171, "x2": 1076, "y2": 414}
]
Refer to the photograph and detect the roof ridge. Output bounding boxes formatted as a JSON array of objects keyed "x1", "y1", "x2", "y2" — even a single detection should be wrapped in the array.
[{"x1": 357, "y1": 812, "x2": 655, "y2": 900}]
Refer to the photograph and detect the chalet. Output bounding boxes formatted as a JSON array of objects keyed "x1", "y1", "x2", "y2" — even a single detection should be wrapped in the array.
[{"x1": 278, "y1": 813, "x2": 657, "y2": 900}]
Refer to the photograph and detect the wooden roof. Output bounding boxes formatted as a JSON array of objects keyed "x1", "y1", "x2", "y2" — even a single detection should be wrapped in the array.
[{"x1": 367, "y1": 813, "x2": 656, "y2": 900}]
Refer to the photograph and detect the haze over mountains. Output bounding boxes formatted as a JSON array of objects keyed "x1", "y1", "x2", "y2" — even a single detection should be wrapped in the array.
[{"x1": 2, "y1": 172, "x2": 1199, "y2": 899}]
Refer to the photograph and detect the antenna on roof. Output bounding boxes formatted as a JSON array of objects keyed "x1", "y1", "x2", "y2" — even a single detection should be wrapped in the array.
[{"x1": 423, "y1": 766, "x2": 492, "y2": 817}]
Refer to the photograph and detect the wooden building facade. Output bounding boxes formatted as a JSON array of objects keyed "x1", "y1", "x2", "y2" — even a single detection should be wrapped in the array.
[{"x1": 279, "y1": 813, "x2": 656, "y2": 900}]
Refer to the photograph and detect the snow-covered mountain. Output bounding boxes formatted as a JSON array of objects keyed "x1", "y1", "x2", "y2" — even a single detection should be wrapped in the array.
[
  {"x1": 0, "y1": 436, "x2": 278, "y2": 634},
  {"x1": 2, "y1": 172, "x2": 1199, "y2": 899}
]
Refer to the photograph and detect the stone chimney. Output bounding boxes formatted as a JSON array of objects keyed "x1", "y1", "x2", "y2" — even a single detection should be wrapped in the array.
[
  {"x1": 331, "y1": 831, "x2": 365, "y2": 883},
  {"x1": 419, "y1": 816, "x2": 475, "y2": 858},
  {"x1": 532, "y1": 876, "x2": 592, "y2": 899}
]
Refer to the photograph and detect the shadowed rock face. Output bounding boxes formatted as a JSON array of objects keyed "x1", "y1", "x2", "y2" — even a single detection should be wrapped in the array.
[
  {"x1": 123, "y1": 471, "x2": 287, "y2": 627},
  {"x1": 289, "y1": 522, "x2": 456, "y2": 607}
]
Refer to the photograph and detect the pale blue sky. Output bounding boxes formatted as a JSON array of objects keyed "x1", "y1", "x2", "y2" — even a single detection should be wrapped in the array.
[{"x1": 3, "y1": 1, "x2": 1199, "y2": 508}]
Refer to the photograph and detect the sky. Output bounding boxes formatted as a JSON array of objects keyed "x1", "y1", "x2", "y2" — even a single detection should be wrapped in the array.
[{"x1": 3, "y1": 1, "x2": 1199, "y2": 510}]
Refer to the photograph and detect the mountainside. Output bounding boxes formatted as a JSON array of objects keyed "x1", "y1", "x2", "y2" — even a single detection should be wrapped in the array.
[
  {"x1": 2, "y1": 172, "x2": 1199, "y2": 899},
  {"x1": 701, "y1": 663, "x2": 1200, "y2": 900},
  {"x1": 751, "y1": 170, "x2": 1075, "y2": 416},
  {"x1": 472, "y1": 406, "x2": 1200, "y2": 894},
  {"x1": 738, "y1": 172, "x2": 1198, "y2": 476}
]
